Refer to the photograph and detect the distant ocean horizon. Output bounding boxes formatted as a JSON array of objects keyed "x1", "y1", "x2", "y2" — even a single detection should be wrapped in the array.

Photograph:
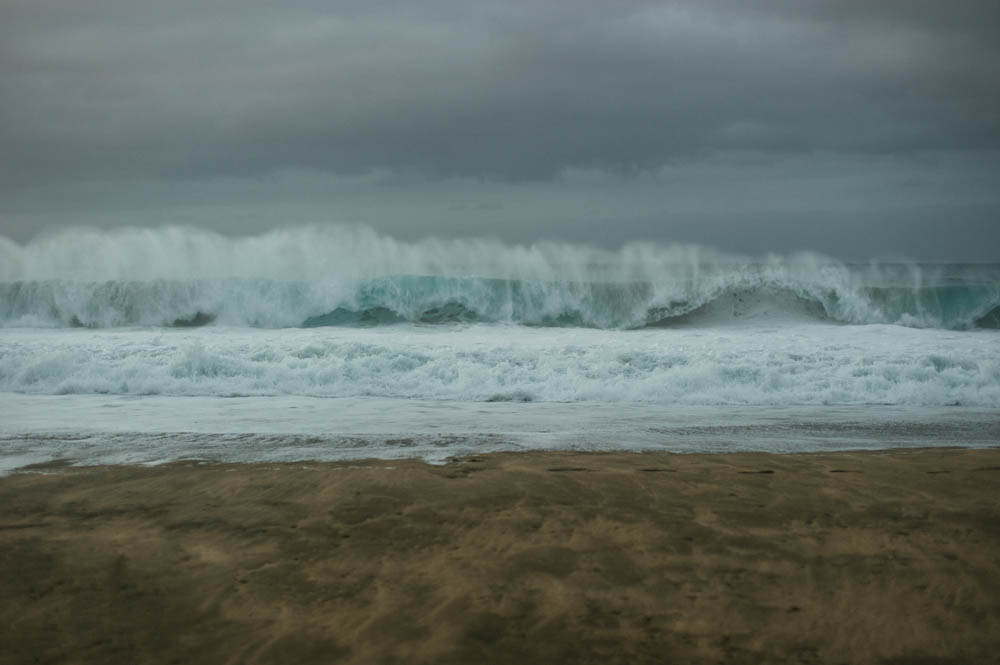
[{"x1": 2, "y1": 225, "x2": 998, "y2": 471}]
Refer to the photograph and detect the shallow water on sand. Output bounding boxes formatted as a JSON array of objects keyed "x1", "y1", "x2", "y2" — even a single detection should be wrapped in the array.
[
  {"x1": 2, "y1": 310, "x2": 998, "y2": 473},
  {"x1": 2, "y1": 393, "x2": 998, "y2": 472}
]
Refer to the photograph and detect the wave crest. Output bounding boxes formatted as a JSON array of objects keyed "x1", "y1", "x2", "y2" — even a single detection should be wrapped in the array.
[{"x1": 1, "y1": 226, "x2": 998, "y2": 329}]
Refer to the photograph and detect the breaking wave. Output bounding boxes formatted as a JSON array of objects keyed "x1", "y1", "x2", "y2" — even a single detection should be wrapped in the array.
[{"x1": 1, "y1": 226, "x2": 998, "y2": 330}]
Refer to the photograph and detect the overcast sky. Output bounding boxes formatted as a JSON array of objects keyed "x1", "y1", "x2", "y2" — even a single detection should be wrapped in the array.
[{"x1": 1, "y1": 0, "x2": 998, "y2": 258}]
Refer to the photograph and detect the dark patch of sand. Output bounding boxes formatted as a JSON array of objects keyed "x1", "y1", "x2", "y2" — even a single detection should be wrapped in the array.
[{"x1": 1, "y1": 448, "x2": 999, "y2": 664}]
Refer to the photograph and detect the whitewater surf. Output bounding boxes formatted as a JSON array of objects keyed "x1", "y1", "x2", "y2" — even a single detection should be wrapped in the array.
[{"x1": 1, "y1": 226, "x2": 998, "y2": 470}]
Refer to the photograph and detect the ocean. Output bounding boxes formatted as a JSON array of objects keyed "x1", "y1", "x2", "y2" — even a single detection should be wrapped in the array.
[{"x1": 1, "y1": 226, "x2": 998, "y2": 471}]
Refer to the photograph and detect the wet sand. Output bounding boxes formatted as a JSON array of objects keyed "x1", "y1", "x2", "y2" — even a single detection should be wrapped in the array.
[{"x1": 2, "y1": 448, "x2": 999, "y2": 665}]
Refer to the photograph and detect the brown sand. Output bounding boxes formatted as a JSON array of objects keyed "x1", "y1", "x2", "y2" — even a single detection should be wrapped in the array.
[{"x1": 1, "y1": 448, "x2": 999, "y2": 665}]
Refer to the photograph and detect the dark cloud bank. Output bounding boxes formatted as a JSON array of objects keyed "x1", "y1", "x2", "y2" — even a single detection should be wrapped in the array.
[{"x1": 1, "y1": 0, "x2": 998, "y2": 258}]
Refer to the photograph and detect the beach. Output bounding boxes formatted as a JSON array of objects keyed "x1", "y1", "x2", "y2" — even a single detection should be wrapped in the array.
[{"x1": 2, "y1": 447, "x2": 998, "y2": 665}]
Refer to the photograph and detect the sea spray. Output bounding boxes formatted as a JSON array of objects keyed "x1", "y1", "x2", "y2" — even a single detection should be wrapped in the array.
[{"x1": 2, "y1": 226, "x2": 999, "y2": 329}]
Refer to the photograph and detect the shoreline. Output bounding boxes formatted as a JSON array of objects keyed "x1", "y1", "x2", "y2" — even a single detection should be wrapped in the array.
[{"x1": 2, "y1": 447, "x2": 999, "y2": 664}]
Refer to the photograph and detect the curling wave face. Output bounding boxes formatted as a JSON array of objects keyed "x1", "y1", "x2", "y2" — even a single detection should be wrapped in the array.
[{"x1": 1, "y1": 226, "x2": 998, "y2": 330}]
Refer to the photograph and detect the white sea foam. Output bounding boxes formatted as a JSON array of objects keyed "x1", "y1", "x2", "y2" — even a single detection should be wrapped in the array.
[{"x1": 1, "y1": 324, "x2": 997, "y2": 406}]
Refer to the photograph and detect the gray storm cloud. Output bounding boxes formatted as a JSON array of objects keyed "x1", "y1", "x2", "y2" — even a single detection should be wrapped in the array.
[{"x1": 0, "y1": 0, "x2": 998, "y2": 256}]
